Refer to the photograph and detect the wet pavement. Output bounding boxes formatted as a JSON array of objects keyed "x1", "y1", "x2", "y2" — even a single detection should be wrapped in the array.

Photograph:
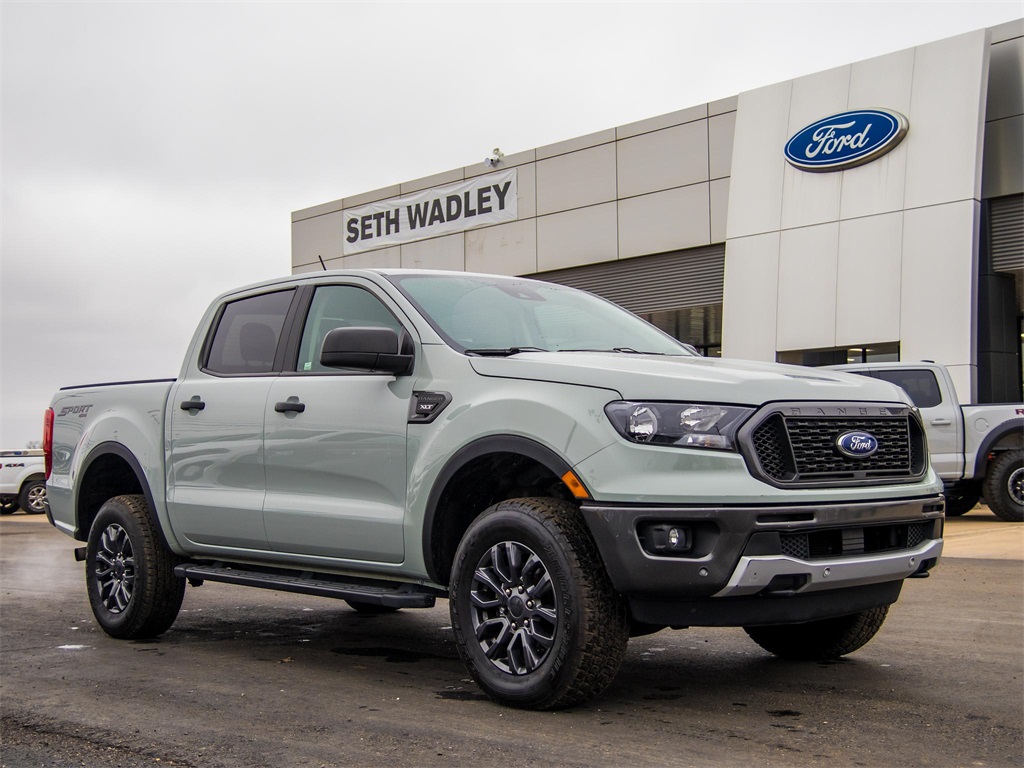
[{"x1": 1, "y1": 511, "x2": 1021, "y2": 767}]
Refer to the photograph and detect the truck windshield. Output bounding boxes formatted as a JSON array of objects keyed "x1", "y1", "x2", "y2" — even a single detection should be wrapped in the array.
[{"x1": 388, "y1": 273, "x2": 693, "y2": 356}]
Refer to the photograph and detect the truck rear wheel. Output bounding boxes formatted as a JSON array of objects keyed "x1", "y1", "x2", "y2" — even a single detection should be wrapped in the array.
[
  {"x1": 743, "y1": 606, "x2": 889, "y2": 660},
  {"x1": 983, "y1": 450, "x2": 1024, "y2": 523},
  {"x1": 449, "y1": 498, "x2": 629, "y2": 710},
  {"x1": 86, "y1": 495, "x2": 185, "y2": 639}
]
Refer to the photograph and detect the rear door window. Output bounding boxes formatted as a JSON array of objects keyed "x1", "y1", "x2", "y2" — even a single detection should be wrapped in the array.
[
  {"x1": 874, "y1": 369, "x2": 943, "y2": 408},
  {"x1": 204, "y1": 290, "x2": 295, "y2": 374}
]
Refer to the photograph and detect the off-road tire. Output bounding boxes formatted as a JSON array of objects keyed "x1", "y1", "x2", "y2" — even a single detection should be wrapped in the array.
[
  {"x1": 744, "y1": 606, "x2": 889, "y2": 660},
  {"x1": 86, "y1": 494, "x2": 185, "y2": 639},
  {"x1": 983, "y1": 450, "x2": 1024, "y2": 523},
  {"x1": 944, "y1": 484, "x2": 981, "y2": 517},
  {"x1": 449, "y1": 497, "x2": 629, "y2": 710},
  {"x1": 18, "y1": 478, "x2": 47, "y2": 514}
]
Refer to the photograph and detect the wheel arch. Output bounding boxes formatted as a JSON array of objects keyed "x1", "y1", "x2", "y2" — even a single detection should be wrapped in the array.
[
  {"x1": 421, "y1": 435, "x2": 579, "y2": 585},
  {"x1": 75, "y1": 442, "x2": 170, "y2": 550},
  {"x1": 973, "y1": 418, "x2": 1024, "y2": 478},
  {"x1": 19, "y1": 472, "x2": 45, "y2": 493}
]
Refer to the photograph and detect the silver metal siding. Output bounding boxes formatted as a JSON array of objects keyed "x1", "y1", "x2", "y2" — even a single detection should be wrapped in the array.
[
  {"x1": 990, "y1": 194, "x2": 1023, "y2": 273},
  {"x1": 531, "y1": 244, "x2": 725, "y2": 314}
]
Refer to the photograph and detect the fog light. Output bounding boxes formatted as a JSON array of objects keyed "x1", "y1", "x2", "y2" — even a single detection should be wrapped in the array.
[{"x1": 639, "y1": 523, "x2": 693, "y2": 556}]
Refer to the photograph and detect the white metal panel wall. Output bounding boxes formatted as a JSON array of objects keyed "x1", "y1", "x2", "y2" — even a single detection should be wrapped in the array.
[
  {"x1": 723, "y1": 28, "x2": 991, "y2": 403},
  {"x1": 292, "y1": 106, "x2": 734, "y2": 278}
]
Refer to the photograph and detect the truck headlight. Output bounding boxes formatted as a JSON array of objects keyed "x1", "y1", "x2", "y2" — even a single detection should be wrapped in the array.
[{"x1": 604, "y1": 402, "x2": 754, "y2": 451}]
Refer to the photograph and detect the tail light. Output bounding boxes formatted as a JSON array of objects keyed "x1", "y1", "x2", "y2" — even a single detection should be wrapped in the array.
[{"x1": 43, "y1": 408, "x2": 54, "y2": 479}]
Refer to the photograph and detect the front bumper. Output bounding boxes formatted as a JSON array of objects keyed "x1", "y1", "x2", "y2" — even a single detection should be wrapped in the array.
[{"x1": 581, "y1": 494, "x2": 944, "y2": 626}]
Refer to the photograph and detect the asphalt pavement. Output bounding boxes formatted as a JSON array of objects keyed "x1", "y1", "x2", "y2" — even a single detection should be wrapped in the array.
[{"x1": 1, "y1": 507, "x2": 1021, "y2": 768}]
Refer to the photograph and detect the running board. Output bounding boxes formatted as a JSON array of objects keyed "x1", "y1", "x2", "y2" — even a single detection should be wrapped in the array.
[{"x1": 174, "y1": 562, "x2": 440, "y2": 608}]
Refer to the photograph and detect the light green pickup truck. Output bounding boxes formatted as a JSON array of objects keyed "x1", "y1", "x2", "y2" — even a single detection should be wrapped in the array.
[{"x1": 45, "y1": 270, "x2": 944, "y2": 709}]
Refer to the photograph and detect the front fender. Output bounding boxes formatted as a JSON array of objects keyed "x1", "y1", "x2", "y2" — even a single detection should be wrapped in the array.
[{"x1": 404, "y1": 378, "x2": 621, "y2": 578}]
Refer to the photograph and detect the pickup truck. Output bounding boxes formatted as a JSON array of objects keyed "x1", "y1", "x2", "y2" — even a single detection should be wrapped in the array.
[
  {"x1": 45, "y1": 270, "x2": 945, "y2": 710},
  {"x1": 0, "y1": 449, "x2": 47, "y2": 514},
  {"x1": 830, "y1": 362, "x2": 1023, "y2": 522}
]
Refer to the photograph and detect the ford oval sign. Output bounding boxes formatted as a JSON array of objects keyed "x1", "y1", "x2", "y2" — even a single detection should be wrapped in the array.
[
  {"x1": 835, "y1": 431, "x2": 879, "y2": 459},
  {"x1": 784, "y1": 109, "x2": 908, "y2": 172}
]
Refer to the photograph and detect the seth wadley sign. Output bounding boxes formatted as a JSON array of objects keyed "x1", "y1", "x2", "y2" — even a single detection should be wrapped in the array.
[{"x1": 343, "y1": 169, "x2": 518, "y2": 255}]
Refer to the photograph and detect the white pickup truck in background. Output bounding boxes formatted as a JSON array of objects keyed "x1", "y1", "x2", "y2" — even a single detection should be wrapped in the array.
[
  {"x1": 831, "y1": 362, "x2": 1023, "y2": 521},
  {"x1": 0, "y1": 449, "x2": 47, "y2": 515}
]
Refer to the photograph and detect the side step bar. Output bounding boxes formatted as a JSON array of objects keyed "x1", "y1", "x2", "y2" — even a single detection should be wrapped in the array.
[{"x1": 174, "y1": 562, "x2": 441, "y2": 608}]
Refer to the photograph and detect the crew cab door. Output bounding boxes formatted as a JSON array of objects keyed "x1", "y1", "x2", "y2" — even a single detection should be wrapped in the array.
[
  {"x1": 262, "y1": 282, "x2": 412, "y2": 563},
  {"x1": 166, "y1": 288, "x2": 296, "y2": 551}
]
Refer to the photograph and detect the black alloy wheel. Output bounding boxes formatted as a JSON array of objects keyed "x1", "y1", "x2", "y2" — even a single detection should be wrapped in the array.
[
  {"x1": 95, "y1": 523, "x2": 136, "y2": 614},
  {"x1": 468, "y1": 540, "x2": 558, "y2": 675}
]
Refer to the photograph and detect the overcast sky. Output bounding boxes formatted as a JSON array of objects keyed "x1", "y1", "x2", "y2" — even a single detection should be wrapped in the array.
[{"x1": 2, "y1": 1, "x2": 1020, "y2": 448}]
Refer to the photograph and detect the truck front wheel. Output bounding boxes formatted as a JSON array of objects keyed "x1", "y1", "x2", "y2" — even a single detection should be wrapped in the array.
[
  {"x1": 19, "y1": 479, "x2": 47, "y2": 514},
  {"x1": 944, "y1": 483, "x2": 981, "y2": 517},
  {"x1": 983, "y1": 450, "x2": 1024, "y2": 523},
  {"x1": 449, "y1": 498, "x2": 629, "y2": 710},
  {"x1": 86, "y1": 495, "x2": 185, "y2": 639},
  {"x1": 743, "y1": 606, "x2": 889, "y2": 660}
]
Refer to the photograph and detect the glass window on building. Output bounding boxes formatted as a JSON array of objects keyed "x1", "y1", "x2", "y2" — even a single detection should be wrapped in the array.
[
  {"x1": 776, "y1": 342, "x2": 900, "y2": 367},
  {"x1": 639, "y1": 305, "x2": 722, "y2": 357}
]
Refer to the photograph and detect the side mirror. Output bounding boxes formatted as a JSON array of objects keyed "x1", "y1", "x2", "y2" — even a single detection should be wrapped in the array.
[{"x1": 320, "y1": 327, "x2": 414, "y2": 375}]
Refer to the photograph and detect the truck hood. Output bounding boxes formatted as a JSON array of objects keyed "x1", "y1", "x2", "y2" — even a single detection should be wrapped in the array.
[{"x1": 468, "y1": 352, "x2": 911, "y2": 405}]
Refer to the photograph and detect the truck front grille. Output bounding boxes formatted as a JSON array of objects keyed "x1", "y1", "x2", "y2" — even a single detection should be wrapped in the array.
[{"x1": 742, "y1": 403, "x2": 926, "y2": 488}]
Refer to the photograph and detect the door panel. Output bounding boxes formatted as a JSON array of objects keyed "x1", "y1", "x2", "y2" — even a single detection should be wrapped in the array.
[
  {"x1": 166, "y1": 377, "x2": 274, "y2": 550},
  {"x1": 262, "y1": 376, "x2": 409, "y2": 562},
  {"x1": 165, "y1": 288, "x2": 295, "y2": 551}
]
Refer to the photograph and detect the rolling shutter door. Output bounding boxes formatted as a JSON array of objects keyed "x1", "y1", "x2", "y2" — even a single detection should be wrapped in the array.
[
  {"x1": 990, "y1": 194, "x2": 1023, "y2": 273},
  {"x1": 532, "y1": 245, "x2": 725, "y2": 314}
]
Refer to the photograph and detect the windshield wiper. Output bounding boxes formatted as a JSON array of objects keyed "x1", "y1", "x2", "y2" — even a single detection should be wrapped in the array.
[
  {"x1": 560, "y1": 347, "x2": 666, "y2": 355},
  {"x1": 464, "y1": 346, "x2": 548, "y2": 357}
]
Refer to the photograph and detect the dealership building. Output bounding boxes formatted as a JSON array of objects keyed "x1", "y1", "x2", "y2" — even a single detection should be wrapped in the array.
[{"x1": 292, "y1": 19, "x2": 1023, "y2": 404}]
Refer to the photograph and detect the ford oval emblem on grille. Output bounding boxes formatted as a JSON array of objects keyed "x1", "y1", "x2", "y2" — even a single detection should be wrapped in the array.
[
  {"x1": 784, "y1": 109, "x2": 908, "y2": 172},
  {"x1": 836, "y1": 431, "x2": 879, "y2": 458}
]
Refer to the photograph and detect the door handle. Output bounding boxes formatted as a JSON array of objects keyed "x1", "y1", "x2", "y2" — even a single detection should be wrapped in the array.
[
  {"x1": 274, "y1": 401, "x2": 306, "y2": 414},
  {"x1": 180, "y1": 399, "x2": 206, "y2": 411},
  {"x1": 930, "y1": 418, "x2": 952, "y2": 426}
]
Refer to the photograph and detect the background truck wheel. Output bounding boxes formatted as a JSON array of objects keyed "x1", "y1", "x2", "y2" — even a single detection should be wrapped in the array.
[
  {"x1": 86, "y1": 494, "x2": 185, "y2": 639},
  {"x1": 0, "y1": 499, "x2": 19, "y2": 515},
  {"x1": 19, "y1": 478, "x2": 47, "y2": 514},
  {"x1": 983, "y1": 450, "x2": 1024, "y2": 523},
  {"x1": 944, "y1": 484, "x2": 981, "y2": 517},
  {"x1": 345, "y1": 600, "x2": 400, "y2": 614},
  {"x1": 449, "y1": 497, "x2": 629, "y2": 710},
  {"x1": 743, "y1": 606, "x2": 889, "y2": 660}
]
